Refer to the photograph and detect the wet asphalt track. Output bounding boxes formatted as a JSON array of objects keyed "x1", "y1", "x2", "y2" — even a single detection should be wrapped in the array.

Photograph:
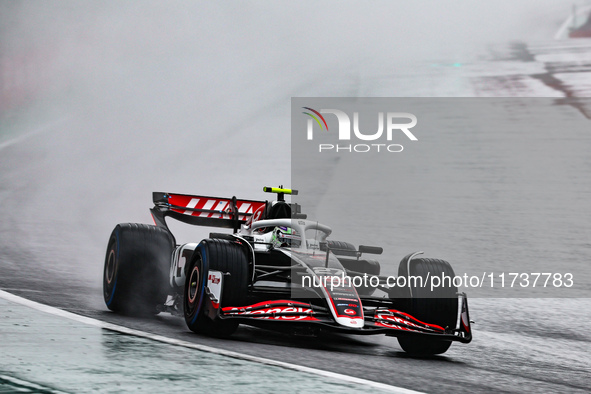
[{"x1": 1, "y1": 31, "x2": 591, "y2": 393}]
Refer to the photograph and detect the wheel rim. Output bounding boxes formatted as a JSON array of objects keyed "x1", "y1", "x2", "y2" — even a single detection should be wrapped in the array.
[
  {"x1": 105, "y1": 249, "x2": 116, "y2": 285},
  {"x1": 187, "y1": 266, "x2": 200, "y2": 304}
]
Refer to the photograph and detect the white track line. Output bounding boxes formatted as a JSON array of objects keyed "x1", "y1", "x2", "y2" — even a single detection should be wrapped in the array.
[
  {"x1": 0, "y1": 374, "x2": 68, "y2": 394},
  {"x1": 0, "y1": 290, "x2": 422, "y2": 394},
  {"x1": 0, "y1": 117, "x2": 70, "y2": 151}
]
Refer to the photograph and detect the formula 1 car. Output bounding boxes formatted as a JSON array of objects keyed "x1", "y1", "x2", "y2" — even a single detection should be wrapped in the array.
[{"x1": 103, "y1": 187, "x2": 471, "y2": 355}]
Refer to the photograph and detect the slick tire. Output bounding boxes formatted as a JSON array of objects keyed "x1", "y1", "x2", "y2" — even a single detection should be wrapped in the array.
[
  {"x1": 397, "y1": 257, "x2": 457, "y2": 355},
  {"x1": 184, "y1": 239, "x2": 249, "y2": 338},
  {"x1": 103, "y1": 223, "x2": 174, "y2": 315}
]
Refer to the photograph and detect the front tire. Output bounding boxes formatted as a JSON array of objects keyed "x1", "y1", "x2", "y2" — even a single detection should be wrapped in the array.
[
  {"x1": 103, "y1": 223, "x2": 174, "y2": 315},
  {"x1": 184, "y1": 239, "x2": 249, "y2": 337},
  {"x1": 397, "y1": 257, "x2": 457, "y2": 355}
]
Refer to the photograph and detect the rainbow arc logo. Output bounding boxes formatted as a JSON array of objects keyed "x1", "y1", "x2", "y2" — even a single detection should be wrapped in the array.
[{"x1": 302, "y1": 107, "x2": 328, "y2": 131}]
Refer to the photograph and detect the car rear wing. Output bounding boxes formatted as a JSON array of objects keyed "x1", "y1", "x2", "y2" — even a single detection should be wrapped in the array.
[{"x1": 151, "y1": 192, "x2": 267, "y2": 232}]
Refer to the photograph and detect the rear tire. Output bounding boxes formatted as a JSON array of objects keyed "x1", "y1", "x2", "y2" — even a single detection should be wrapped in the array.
[
  {"x1": 103, "y1": 223, "x2": 174, "y2": 315},
  {"x1": 397, "y1": 257, "x2": 457, "y2": 355},
  {"x1": 338, "y1": 258, "x2": 380, "y2": 297},
  {"x1": 326, "y1": 240, "x2": 357, "y2": 257},
  {"x1": 327, "y1": 240, "x2": 380, "y2": 296},
  {"x1": 184, "y1": 239, "x2": 249, "y2": 337}
]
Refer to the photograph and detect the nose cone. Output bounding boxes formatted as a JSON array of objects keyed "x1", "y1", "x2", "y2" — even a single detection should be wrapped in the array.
[{"x1": 335, "y1": 316, "x2": 365, "y2": 328}]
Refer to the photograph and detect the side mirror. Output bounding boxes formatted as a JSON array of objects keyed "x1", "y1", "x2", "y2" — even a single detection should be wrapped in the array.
[{"x1": 358, "y1": 245, "x2": 383, "y2": 255}]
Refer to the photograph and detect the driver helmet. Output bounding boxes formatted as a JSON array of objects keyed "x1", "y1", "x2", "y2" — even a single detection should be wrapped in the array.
[{"x1": 271, "y1": 226, "x2": 301, "y2": 248}]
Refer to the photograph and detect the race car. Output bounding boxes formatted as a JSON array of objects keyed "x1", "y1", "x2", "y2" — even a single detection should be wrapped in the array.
[{"x1": 103, "y1": 187, "x2": 471, "y2": 355}]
